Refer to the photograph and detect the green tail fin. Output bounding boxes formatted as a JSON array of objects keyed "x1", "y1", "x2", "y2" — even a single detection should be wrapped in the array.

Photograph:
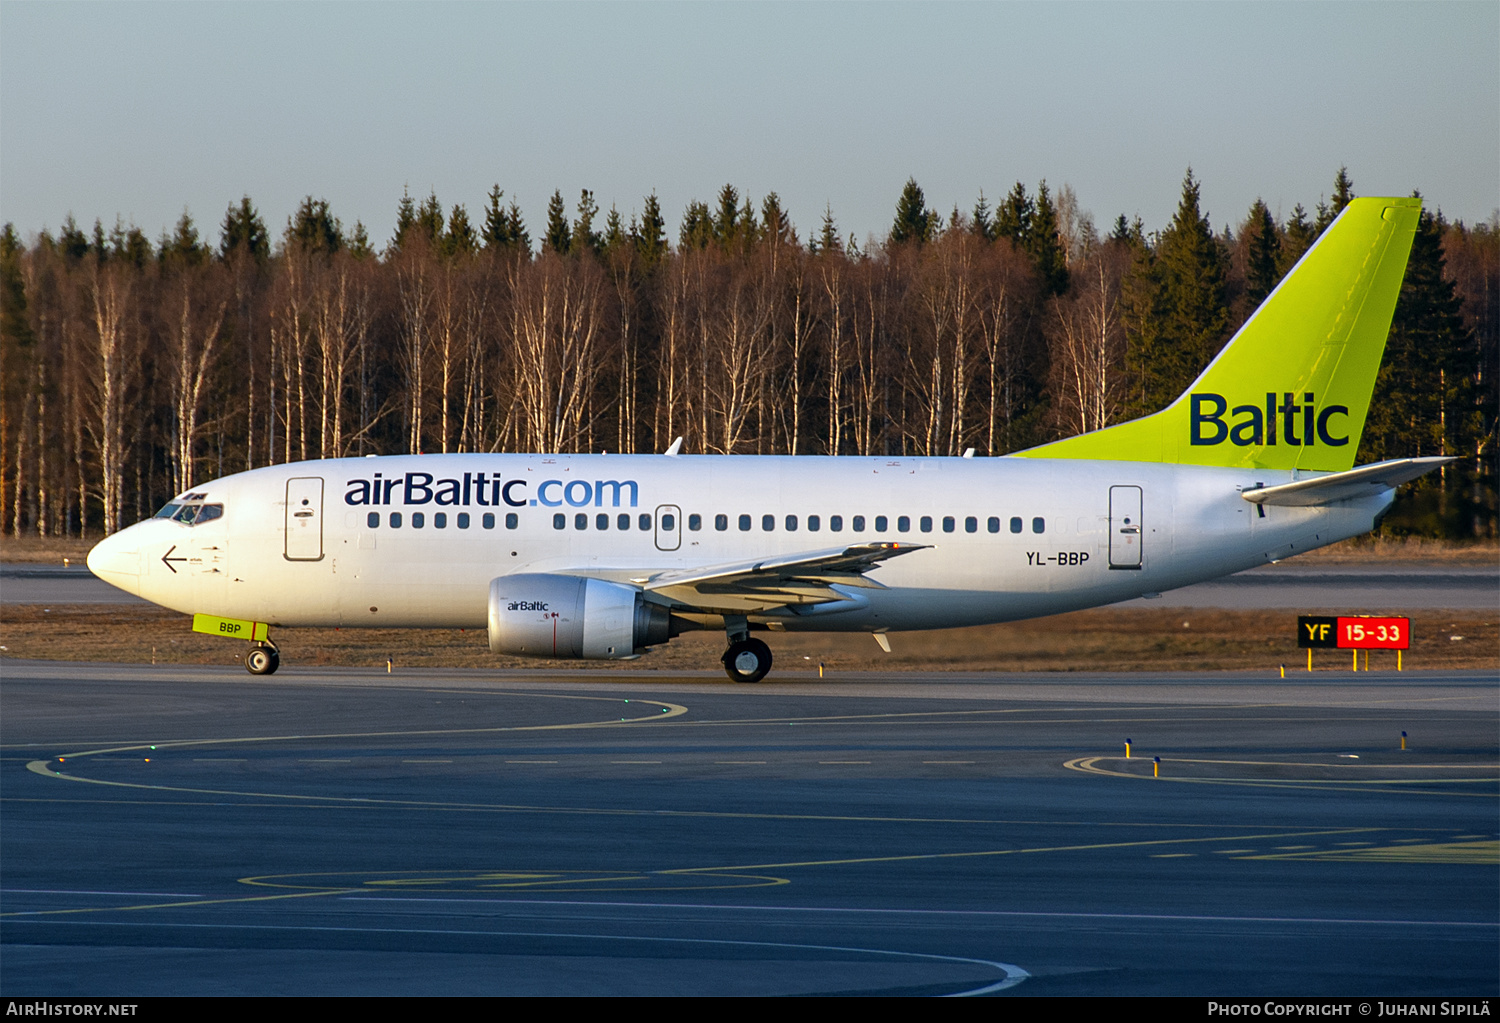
[{"x1": 1017, "y1": 196, "x2": 1420, "y2": 472}]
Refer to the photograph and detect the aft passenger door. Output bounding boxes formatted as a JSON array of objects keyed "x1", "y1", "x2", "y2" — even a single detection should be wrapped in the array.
[
  {"x1": 1108, "y1": 485, "x2": 1143, "y2": 570},
  {"x1": 284, "y1": 477, "x2": 325, "y2": 561}
]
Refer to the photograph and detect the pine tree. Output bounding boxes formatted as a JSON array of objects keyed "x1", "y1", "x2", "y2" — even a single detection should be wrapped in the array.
[
  {"x1": 994, "y1": 182, "x2": 1032, "y2": 244},
  {"x1": 761, "y1": 192, "x2": 794, "y2": 246},
  {"x1": 415, "y1": 192, "x2": 444, "y2": 247},
  {"x1": 573, "y1": 189, "x2": 602, "y2": 257},
  {"x1": 713, "y1": 184, "x2": 741, "y2": 245},
  {"x1": 636, "y1": 193, "x2": 668, "y2": 268},
  {"x1": 59, "y1": 215, "x2": 91, "y2": 262},
  {"x1": 679, "y1": 200, "x2": 713, "y2": 250},
  {"x1": 1028, "y1": 181, "x2": 1069, "y2": 295},
  {"x1": 1124, "y1": 169, "x2": 1228, "y2": 414},
  {"x1": 544, "y1": 190, "x2": 571, "y2": 255},
  {"x1": 391, "y1": 188, "x2": 418, "y2": 250},
  {"x1": 1281, "y1": 203, "x2": 1315, "y2": 274},
  {"x1": 814, "y1": 204, "x2": 842, "y2": 255},
  {"x1": 443, "y1": 204, "x2": 478, "y2": 258},
  {"x1": 1315, "y1": 167, "x2": 1356, "y2": 235},
  {"x1": 1363, "y1": 202, "x2": 1480, "y2": 534},
  {"x1": 219, "y1": 197, "x2": 268, "y2": 261},
  {"x1": 971, "y1": 192, "x2": 994, "y2": 241},
  {"x1": 482, "y1": 185, "x2": 514, "y2": 250},
  {"x1": 161, "y1": 209, "x2": 206, "y2": 266},
  {"x1": 347, "y1": 222, "x2": 374, "y2": 259},
  {"x1": 890, "y1": 178, "x2": 934, "y2": 245},
  {"x1": 286, "y1": 197, "x2": 343, "y2": 255},
  {"x1": 1243, "y1": 198, "x2": 1282, "y2": 308},
  {"x1": 602, "y1": 205, "x2": 627, "y2": 256}
]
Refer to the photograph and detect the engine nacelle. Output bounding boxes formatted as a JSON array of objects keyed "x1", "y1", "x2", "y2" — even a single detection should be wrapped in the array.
[{"x1": 488, "y1": 573, "x2": 672, "y2": 659}]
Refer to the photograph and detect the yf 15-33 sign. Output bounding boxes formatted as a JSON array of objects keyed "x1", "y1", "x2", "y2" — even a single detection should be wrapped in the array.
[{"x1": 1297, "y1": 615, "x2": 1410, "y2": 650}]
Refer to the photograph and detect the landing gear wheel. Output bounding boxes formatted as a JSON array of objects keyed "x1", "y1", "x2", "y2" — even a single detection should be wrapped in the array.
[
  {"x1": 245, "y1": 645, "x2": 280, "y2": 675},
  {"x1": 722, "y1": 638, "x2": 772, "y2": 683}
]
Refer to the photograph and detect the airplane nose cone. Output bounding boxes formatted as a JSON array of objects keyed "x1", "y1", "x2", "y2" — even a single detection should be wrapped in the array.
[{"x1": 87, "y1": 530, "x2": 142, "y2": 590}]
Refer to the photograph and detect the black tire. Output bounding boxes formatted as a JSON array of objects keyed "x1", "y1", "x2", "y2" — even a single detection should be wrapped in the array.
[
  {"x1": 245, "y1": 646, "x2": 279, "y2": 675},
  {"x1": 722, "y1": 638, "x2": 772, "y2": 683}
]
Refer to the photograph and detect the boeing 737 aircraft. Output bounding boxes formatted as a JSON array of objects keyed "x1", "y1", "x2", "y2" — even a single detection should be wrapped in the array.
[{"x1": 88, "y1": 197, "x2": 1446, "y2": 681}]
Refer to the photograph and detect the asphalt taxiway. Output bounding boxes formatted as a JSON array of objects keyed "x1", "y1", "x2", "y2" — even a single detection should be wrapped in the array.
[{"x1": 1, "y1": 660, "x2": 1495, "y2": 996}]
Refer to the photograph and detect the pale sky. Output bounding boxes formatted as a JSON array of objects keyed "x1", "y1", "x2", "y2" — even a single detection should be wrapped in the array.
[{"x1": 3, "y1": 1, "x2": 1496, "y2": 250}]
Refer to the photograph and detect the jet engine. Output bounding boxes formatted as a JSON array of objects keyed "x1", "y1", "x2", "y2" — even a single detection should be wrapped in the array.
[{"x1": 488, "y1": 573, "x2": 673, "y2": 659}]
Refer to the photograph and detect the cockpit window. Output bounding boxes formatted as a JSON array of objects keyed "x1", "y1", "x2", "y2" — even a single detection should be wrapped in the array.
[{"x1": 164, "y1": 503, "x2": 224, "y2": 526}]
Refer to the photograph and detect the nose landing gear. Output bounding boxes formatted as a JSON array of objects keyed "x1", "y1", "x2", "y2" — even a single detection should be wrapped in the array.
[{"x1": 245, "y1": 642, "x2": 280, "y2": 675}]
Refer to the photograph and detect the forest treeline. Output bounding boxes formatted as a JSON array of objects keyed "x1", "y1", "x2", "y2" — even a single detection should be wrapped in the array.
[{"x1": 1, "y1": 168, "x2": 1494, "y2": 539}]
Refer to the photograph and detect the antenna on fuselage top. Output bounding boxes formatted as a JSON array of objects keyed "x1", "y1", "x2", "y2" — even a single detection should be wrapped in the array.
[{"x1": 663, "y1": 437, "x2": 683, "y2": 457}]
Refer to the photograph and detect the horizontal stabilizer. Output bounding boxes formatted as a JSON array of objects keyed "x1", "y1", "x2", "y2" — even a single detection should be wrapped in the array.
[{"x1": 1240, "y1": 457, "x2": 1453, "y2": 507}]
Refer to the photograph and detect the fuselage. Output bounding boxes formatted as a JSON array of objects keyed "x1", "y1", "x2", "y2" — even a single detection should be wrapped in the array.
[{"x1": 87, "y1": 452, "x2": 1390, "y2": 633}]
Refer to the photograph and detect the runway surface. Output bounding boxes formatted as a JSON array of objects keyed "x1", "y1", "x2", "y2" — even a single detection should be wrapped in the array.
[
  {"x1": 2, "y1": 560, "x2": 1496, "y2": 608},
  {"x1": 2, "y1": 659, "x2": 1495, "y2": 996}
]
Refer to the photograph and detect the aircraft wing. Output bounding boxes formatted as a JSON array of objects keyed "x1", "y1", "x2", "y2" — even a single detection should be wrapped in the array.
[
  {"x1": 1241, "y1": 457, "x2": 1454, "y2": 507},
  {"x1": 637, "y1": 542, "x2": 930, "y2": 613}
]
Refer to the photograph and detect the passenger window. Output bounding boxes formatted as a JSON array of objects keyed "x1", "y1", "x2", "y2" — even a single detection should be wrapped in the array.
[
  {"x1": 367, "y1": 512, "x2": 380, "y2": 528},
  {"x1": 434, "y1": 512, "x2": 447, "y2": 529},
  {"x1": 830, "y1": 515, "x2": 843, "y2": 532},
  {"x1": 457, "y1": 512, "x2": 470, "y2": 529},
  {"x1": 662, "y1": 513, "x2": 676, "y2": 530},
  {"x1": 553, "y1": 513, "x2": 566, "y2": 530},
  {"x1": 739, "y1": 514, "x2": 752, "y2": 531},
  {"x1": 1010, "y1": 516, "x2": 1023, "y2": 534},
  {"x1": 987, "y1": 516, "x2": 1000, "y2": 533},
  {"x1": 942, "y1": 516, "x2": 955, "y2": 533},
  {"x1": 689, "y1": 514, "x2": 702, "y2": 531},
  {"x1": 504, "y1": 513, "x2": 517, "y2": 529},
  {"x1": 875, "y1": 516, "x2": 888, "y2": 532},
  {"x1": 1032, "y1": 517, "x2": 1045, "y2": 534},
  {"x1": 412, "y1": 512, "x2": 425, "y2": 529},
  {"x1": 715, "y1": 514, "x2": 728, "y2": 531},
  {"x1": 619, "y1": 513, "x2": 632, "y2": 530},
  {"x1": 920, "y1": 516, "x2": 933, "y2": 533},
  {"x1": 808, "y1": 515, "x2": 820, "y2": 532},
  {"x1": 389, "y1": 512, "x2": 402, "y2": 528},
  {"x1": 596, "y1": 513, "x2": 609, "y2": 530},
  {"x1": 575, "y1": 513, "x2": 588, "y2": 530},
  {"x1": 897, "y1": 515, "x2": 910, "y2": 532},
  {"x1": 785, "y1": 515, "x2": 797, "y2": 531},
  {"x1": 639, "y1": 513, "x2": 652, "y2": 531},
  {"x1": 852, "y1": 515, "x2": 865, "y2": 531},
  {"x1": 484, "y1": 512, "x2": 496, "y2": 529},
  {"x1": 965, "y1": 516, "x2": 977, "y2": 533}
]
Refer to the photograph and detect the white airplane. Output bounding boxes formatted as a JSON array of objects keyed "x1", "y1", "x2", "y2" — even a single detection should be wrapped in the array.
[{"x1": 88, "y1": 197, "x2": 1447, "y2": 682}]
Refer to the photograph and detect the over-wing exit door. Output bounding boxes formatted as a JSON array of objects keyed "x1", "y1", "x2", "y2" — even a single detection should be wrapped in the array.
[
  {"x1": 284, "y1": 477, "x2": 325, "y2": 561},
  {"x1": 1109, "y1": 485, "x2": 1142, "y2": 570}
]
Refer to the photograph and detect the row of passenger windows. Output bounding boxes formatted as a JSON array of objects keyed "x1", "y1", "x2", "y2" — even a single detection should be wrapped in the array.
[
  {"x1": 368, "y1": 510, "x2": 1047, "y2": 535},
  {"x1": 367, "y1": 511, "x2": 517, "y2": 530},
  {"x1": 545, "y1": 512, "x2": 1045, "y2": 534}
]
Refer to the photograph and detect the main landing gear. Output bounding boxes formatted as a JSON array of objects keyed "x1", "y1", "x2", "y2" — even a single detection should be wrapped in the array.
[
  {"x1": 245, "y1": 641, "x2": 280, "y2": 675},
  {"x1": 721, "y1": 615, "x2": 772, "y2": 683}
]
